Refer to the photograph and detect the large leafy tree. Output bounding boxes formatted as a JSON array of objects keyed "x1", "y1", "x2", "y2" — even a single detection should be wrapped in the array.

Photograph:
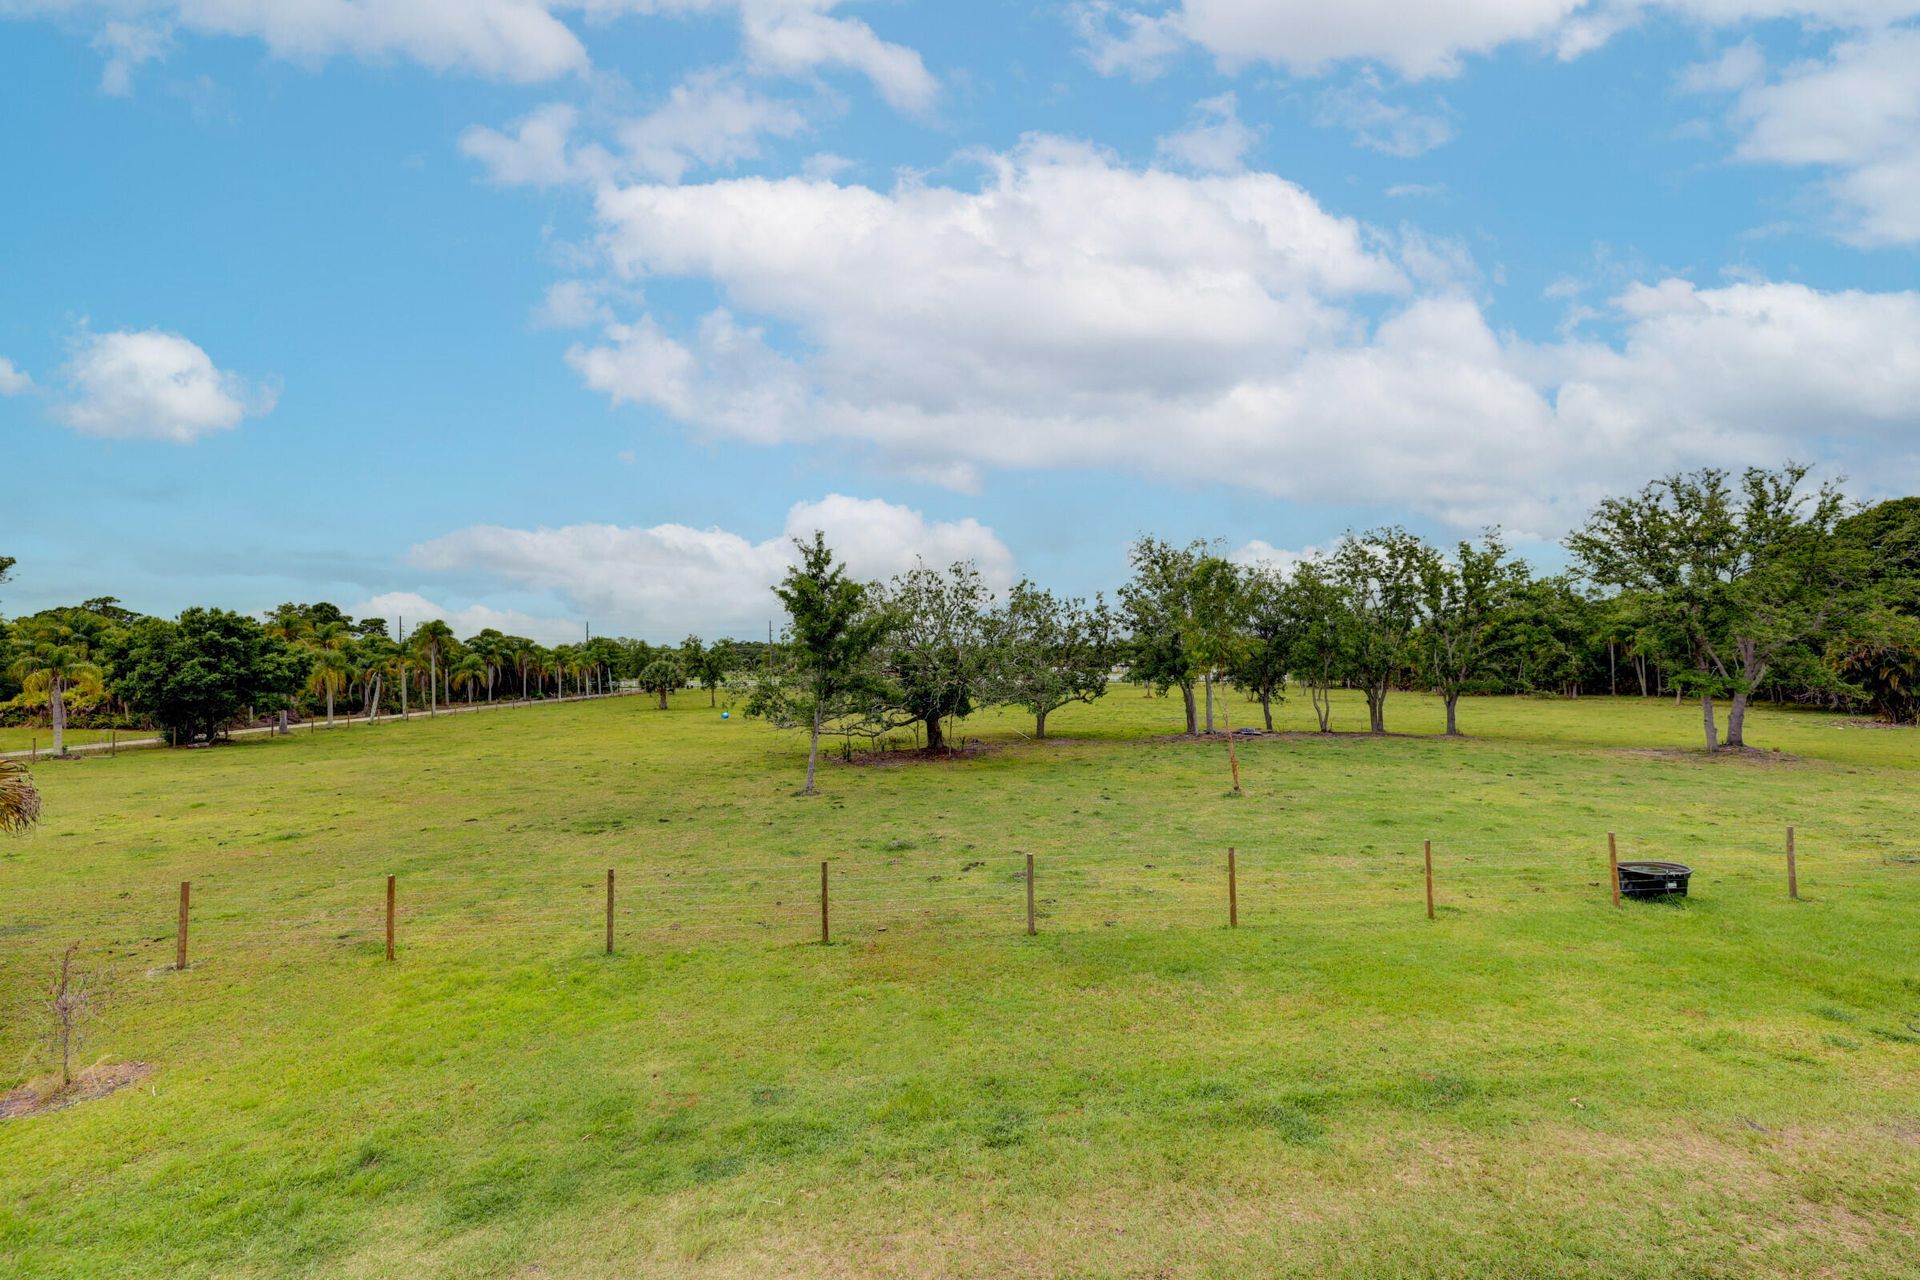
[
  {"x1": 1119, "y1": 537, "x2": 1208, "y2": 734},
  {"x1": 1333, "y1": 529, "x2": 1429, "y2": 734},
  {"x1": 996, "y1": 581, "x2": 1116, "y2": 738},
  {"x1": 110, "y1": 608, "x2": 307, "y2": 744},
  {"x1": 1568, "y1": 464, "x2": 1850, "y2": 750},
  {"x1": 683, "y1": 635, "x2": 734, "y2": 706},
  {"x1": 1184, "y1": 555, "x2": 1251, "y2": 788},
  {"x1": 748, "y1": 533, "x2": 895, "y2": 795},
  {"x1": 873, "y1": 561, "x2": 999, "y2": 753},
  {"x1": 1285, "y1": 559, "x2": 1354, "y2": 733},
  {"x1": 1229, "y1": 564, "x2": 1297, "y2": 733},
  {"x1": 1420, "y1": 532, "x2": 1529, "y2": 736}
]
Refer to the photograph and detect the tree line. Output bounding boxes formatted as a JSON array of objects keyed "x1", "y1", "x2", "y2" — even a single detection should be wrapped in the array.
[
  {"x1": 746, "y1": 465, "x2": 1920, "y2": 792},
  {"x1": 4, "y1": 463, "x2": 1915, "y2": 772},
  {"x1": 0, "y1": 569, "x2": 769, "y2": 752}
]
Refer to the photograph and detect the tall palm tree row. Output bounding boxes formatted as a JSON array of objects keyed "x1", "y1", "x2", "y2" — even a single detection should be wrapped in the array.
[{"x1": 0, "y1": 595, "x2": 727, "y2": 742}]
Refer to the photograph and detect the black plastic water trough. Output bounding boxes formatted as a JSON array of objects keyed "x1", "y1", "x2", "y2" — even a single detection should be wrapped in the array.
[{"x1": 1617, "y1": 860, "x2": 1693, "y2": 899}]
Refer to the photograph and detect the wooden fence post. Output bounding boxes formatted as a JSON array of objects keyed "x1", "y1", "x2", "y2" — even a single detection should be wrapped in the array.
[
  {"x1": 1608, "y1": 832, "x2": 1620, "y2": 908},
  {"x1": 1786, "y1": 826, "x2": 1799, "y2": 901},
  {"x1": 385, "y1": 875, "x2": 396, "y2": 961},
  {"x1": 110, "y1": 728, "x2": 117, "y2": 758},
  {"x1": 1424, "y1": 840, "x2": 1435, "y2": 921},
  {"x1": 819, "y1": 861, "x2": 830, "y2": 945},
  {"x1": 174, "y1": 881, "x2": 190, "y2": 970},
  {"x1": 606, "y1": 868, "x2": 616, "y2": 954},
  {"x1": 1025, "y1": 854, "x2": 1037, "y2": 936},
  {"x1": 29, "y1": 737, "x2": 35, "y2": 763},
  {"x1": 1228, "y1": 846, "x2": 1238, "y2": 928}
]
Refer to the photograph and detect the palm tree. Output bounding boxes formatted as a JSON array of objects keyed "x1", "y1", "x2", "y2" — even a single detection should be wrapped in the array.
[
  {"x1": 513, "y1": 644, "x2": 536, "y2": 700},
  {"x1": 449, "y1": 653, "x2": 486, "y2": 704},
  {"x1": 410, "y1": 620, "x2": 456, "y2": 716},
  {"x1": 0, "y1": 760, "x2": 41, "y2": 834},
  {"x1": 304, "y1": 621, "x2": 353, "y2": 727},
  {"x1": 10, "y1": 630, "x2": 104, "y2": 757},
  {"x1": 307, "y1": 646, "x2": 352, "y2": 726},
  {"x1": 263, "y1": 604, "x2": 308, "y2": 645}
]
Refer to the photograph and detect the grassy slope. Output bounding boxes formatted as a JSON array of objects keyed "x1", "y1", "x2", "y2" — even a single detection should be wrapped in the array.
[{"x1": 1, "y1": 690, "x2": 1916, "y2": 1279}]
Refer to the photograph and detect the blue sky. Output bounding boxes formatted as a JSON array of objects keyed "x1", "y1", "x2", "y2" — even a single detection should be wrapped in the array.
[{"x1": 3, "y1": 1, "x2": 1917, "y2": 642}]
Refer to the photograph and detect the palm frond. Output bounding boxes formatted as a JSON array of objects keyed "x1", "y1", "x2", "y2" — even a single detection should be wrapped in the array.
[{"x1": 0, "y1": 759, "x2": 42, "y2": 835}]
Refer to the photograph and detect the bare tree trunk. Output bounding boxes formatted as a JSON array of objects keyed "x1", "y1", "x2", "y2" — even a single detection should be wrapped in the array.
[
  {"x1": 1702, "y1": 693, "x2": 1719, "y2": 751},
  {"x1": 1367, "y1": 685, "x2": 1387, "y2": 734},
  {"x1": 1445, "y1": 692, "x2": 1460, "y2": 736},
  {"x1": 1725, "y1": 643, "x2": 1766, "y2": 749},
  {"x1": 1635, "y1": 655, "x2": 1648, "y2": 697},
  {"x1": 1311, "y1": 679, "x2": 1332, "y2": 732},
  {"x1": 1221, "y1": 688, "x2": 1240, "y2": 792},
  {"x1": 1260, "y1": 692, "x2": 1273, "y2": 732},
  {"x1": 325, "y1": 686, "x2": 334, "y2": 727},
  {"x1": 924, "y1": 715, "x2": 946, "y2": 753},
  {"x1": 1609, "y1": 643, "x2": 1617, "y2": 697},
  {"x1": 1035, "y1": 708, "x2": 1048, "y2": 739},
  {"x1": 1180, "y1": 682, "x2": 1197, "y2": 735},
  {"x1": 804, "y1": 704, "x2": 822, "y2": 795},
  {"x1": 50, "y1": 676, "x2": 66, "y2": 756},
  {"x1": 1204, "y1": 674, "x2": 1215, "y2": 734}
]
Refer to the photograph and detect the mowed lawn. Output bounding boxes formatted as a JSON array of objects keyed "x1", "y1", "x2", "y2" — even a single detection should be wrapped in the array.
[
  {"x1": 2, "y1": 689, "x2": 1918, "y2": 1278},
  {"x1": 0, "y1": 727, "x2": 139, "y2": 754}
]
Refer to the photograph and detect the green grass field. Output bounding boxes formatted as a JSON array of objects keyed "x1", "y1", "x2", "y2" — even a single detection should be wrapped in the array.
[
  {"x1": 0, "y1": 727, "x2": 142, "y2": 754},
  {"x1": 2, "y1": 690, "x2": 1917, "y2": 1278}
]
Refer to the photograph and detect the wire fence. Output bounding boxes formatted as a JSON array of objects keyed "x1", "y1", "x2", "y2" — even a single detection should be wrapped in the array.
[{"x1": 16, "y1": 830, "x2": 1918, "y2": 975}]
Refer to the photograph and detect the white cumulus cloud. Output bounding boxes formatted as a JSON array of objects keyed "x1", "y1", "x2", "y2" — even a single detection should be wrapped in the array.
[
  {"x1": 462, "y1": 73, "x2": 810, "y2": 188},
  {"x1": 51, "y1": 328, "x2": 276, "y2": 443},
  {"x1": 1155, "y1": 92, "x2": 1258, "y2": 173},
  {"x1": 1075, "y1": 0, "x2": 1920, "y2": 81},
  {"x1": 1723, "y1": 26, "x2": 1920, "y2": 245},
  {"x1": 12, "y1": 0, "x2": 588, "y2": 84},
  {"x1": 570, "y1": 0, "x2": 936, "y2": 110},
  {"x1": 407, "y1": 494, "x2": 1015, "y2": 638},
  {"x1": 550, "y1": 137, "x2": 1920, "y2": 532},
  {"x1": 0, "y1": 357, "x2": 32, "y2": 395}
]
